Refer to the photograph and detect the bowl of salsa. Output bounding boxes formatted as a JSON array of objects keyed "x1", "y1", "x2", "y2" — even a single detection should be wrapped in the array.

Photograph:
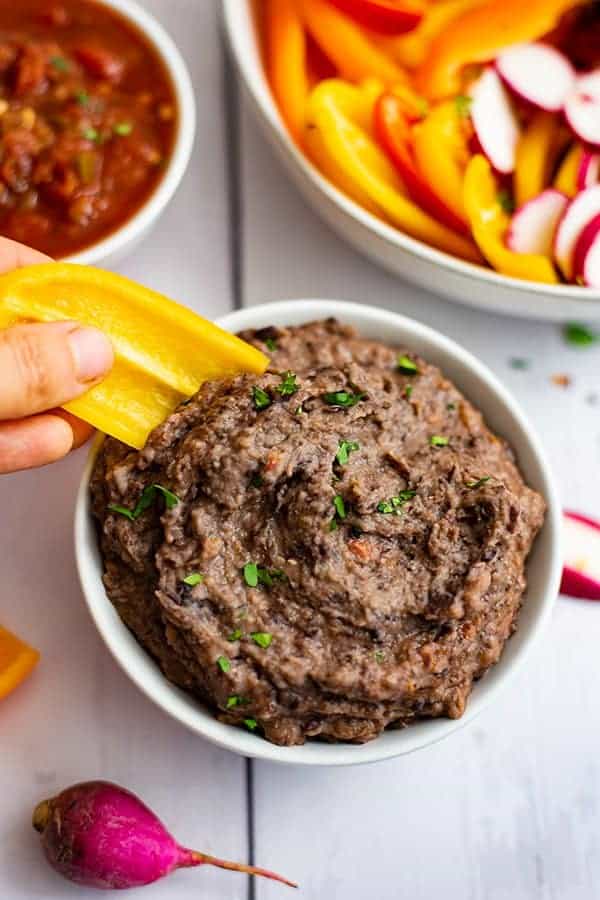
[{"x1": 0, "y1": 0, "x2": 195, "y2": 263}]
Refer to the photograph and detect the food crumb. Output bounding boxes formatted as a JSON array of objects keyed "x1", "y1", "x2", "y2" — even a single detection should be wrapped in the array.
[{"x1": 509, "y1": 357, "x2": 531, "y2": 370}]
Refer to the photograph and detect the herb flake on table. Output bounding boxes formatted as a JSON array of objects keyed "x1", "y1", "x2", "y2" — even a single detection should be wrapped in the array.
[
  {"x1": 251, "y1": 632, "x2": 273, "y2": 649},
  {"x1": 336, "y1": 440, "x2": 360, "y2": 465},
  {"x1": 397, "y1": 354, "x2": 419, "y2": 375},
  {"x1": 217, "y1": 655, "x2": 231, "y2": 674},
  {"x1": 252, "y1": 386, "x2": 271, "y2": 410},
  {"x1": 564, "y1": 322, "x2": 598, "y2": 347},
  {"x1": 183, "y1": 572, "x2": 203, "y2": 586},
  {"x1": 430, "y1": 435, "x2": 449, "y2": 447},
  {"x1": 509, "y1": 357, "x2": 530, "y2": 370},
  {"x1": 323, "y1": 390, "x2": 366, "y2": 408},
  {"x1": 377, "y1": 490, "x2": 416, "y2": 514},
  {"x1": 275, "y1": 371, "x2": 298, "y2": 396}
]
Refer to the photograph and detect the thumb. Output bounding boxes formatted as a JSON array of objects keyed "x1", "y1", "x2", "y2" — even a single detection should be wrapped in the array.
[{"x1": 0, "y1": 321, "x2": 113, "y2": 420}]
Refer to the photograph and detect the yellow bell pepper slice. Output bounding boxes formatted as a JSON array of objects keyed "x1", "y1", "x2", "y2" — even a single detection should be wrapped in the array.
[
  {"x1": 416, "y1": 0, "x2": 585, "y2": 100},
  {"x1": 298, "y1": 0, "x2": 408, "y2": 85},
  {"x1": 305, "y1": 81, "x2": 481, "y2": 261},
  {"x1": 0, "y1": 264, "x2": 268, "y2": 449},
  {"x1": 554, "y1": 144, "x2": 583, "y2": 198},
  {"x1": 464, "y1": 155, "x2": 559, "y2": 283},
  {"x1": 0, "y1": 625, "x2": 39, "y2": 701},
  {"x1": 265, "y1": 0, "x2": 309, "y2": 145},
  {"x1": 374, "y1": 0, "x2": 488, "y2": 70},
  {"x1": 412, "y1": 99, "x2": 472, "y2": 225},
  {"x1": 515, "y1": 112, "x2": 570, "y2": 207}
]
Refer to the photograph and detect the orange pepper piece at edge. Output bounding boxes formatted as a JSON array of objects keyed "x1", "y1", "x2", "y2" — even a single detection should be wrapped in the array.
[
  {"x1": 0, "y1": 625, "x2": 39, "y2": 701},
  {"x1": 265, "y1": 0, "x2": 309, "y2": 145}
]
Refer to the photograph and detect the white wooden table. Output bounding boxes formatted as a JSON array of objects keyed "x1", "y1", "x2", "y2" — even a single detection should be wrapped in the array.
[{"x1": 2, "y1": 3, "x2": 600, "y2": 898}]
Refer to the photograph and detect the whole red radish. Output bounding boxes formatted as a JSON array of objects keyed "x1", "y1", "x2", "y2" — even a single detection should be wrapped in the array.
[{"x1": 32, "y1": 781, "x2": 296, "y2": 891}]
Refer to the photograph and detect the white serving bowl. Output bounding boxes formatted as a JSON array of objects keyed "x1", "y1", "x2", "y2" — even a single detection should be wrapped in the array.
[
  {"x1": 75, "y1": 299, "x2": 562, "y2": 766},
  {"x1": 65, "y1": 0, "x2": 195, "y2": 267},
  {"x1": 223, "y1": 0, "x2": 600, "y2": 321}
]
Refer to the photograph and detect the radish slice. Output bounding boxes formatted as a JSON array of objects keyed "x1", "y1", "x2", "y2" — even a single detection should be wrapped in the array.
[
  {"x1": 577, "y1": 150, "x2": 600, "y2": 190},
  {"x1": 554, "y1": 184, "x2": 600, "y2": 279},
  {"x1": 506, "y1": 189, "x2": 568, "y2": 256},
  {"x1": 561, "y1": 511, "x2": 600, "y2": 601},
  {"x1": 470, "y1": 68, "x2": 521, "y2": 175},
  {"x1": 496, "y1": 43, "x2": 576, "y2": 113},
  {"x1": 573, "y1": 211, "x2": 600, "y2": 286},
  {"x1": 564, "y1": 70, "x2": 600, "y2": 148}
]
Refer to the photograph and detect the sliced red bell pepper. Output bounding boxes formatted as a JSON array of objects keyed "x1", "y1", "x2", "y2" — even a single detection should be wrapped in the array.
[
  {"x1": 374, "y1": 92, "x2": 471, "y2": 234},
  {"x1": 327, "y1": 0, "x2": 425, "y2": 35}
]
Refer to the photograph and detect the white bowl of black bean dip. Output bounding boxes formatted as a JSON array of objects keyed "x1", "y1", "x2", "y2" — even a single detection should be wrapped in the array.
[
  {"x1": 75, "y1": 299, "x2": 562, "y2": 766},
  {"x1": 0, "y1": 0, "x2": 195, "y2": 265}
]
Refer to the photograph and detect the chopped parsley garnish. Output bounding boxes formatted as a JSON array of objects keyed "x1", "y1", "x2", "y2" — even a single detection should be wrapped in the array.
[
  {"x1": 295, "y1": 404, "x2": 304, "y2": 415},
  {"x1": 252, "y1": 386, "x2": 272, "y2": 410},
  {"x1": 377, "y1": 490, "x2": 416, "y2": 514},
  {"x1": 405, "y1": 385, "x2": 413, "y2": 399},
  {"x1": 323, "y1": 390, "x2": 365, "y2": 408},
  {"x1": 251, "y1": 632, "x2": 273, "y2": 649},
  {"x1": 265, "y1": 337, "x2": 277, "y2": 351},
  {"x1": 430, "y1": 435, "x2": 449, "y2": 447},
  {"x1": 228, "y1": 629, "x2": 243, "y2": 642},
  {"x1": 243, "y1": 718, "x2": 258, "y2": 731},
  {"x1": 336, "y1": 440, "x2": 359, "y2": 465},
  {"x1": 82, "y1": 127, "x2": 100, "y2": 142},
  {"x1": 217, "y1": 655, "x2": 231, "y2": 674},
  {"x1": 455, "y1": 94, "x2": 472, "y2": 118},
  {"x1": 509, "y1": 357, "x2": 530, "y2": 370},
  {"x1": 51, "y1": 56, "x2": 70, "y2": 71},
  {"x1": 275, "y1": 371, "x2": 299, "y2": 397},
  {"x1": 183, "y1": 573, "x2": 203, "y2": 586},
  {"x1": 497, "y1": 189, "x2": 515, "y2": 214},
  {"x1": 397, "y1": 354, "x2": 419, "y2": 375},
  {"x1": 374, "y1": 650, "x2": 385, "y2": 664},
  {"x1": 243, "y1": 563, "x2": 285, "y2": 588},
  {"x1": 333, "y1": 494, "x2": 346, "y2": 519},
  {"x1": 226, "y1": 695, "x2": 247, "y2": 709},
  {"x1": 114, "y1": 121, "x2": 133, "y2": 136},
  {"x1": 75, "y1": 90, "x2": 89, "y2": 106},
  {"x1": 108, "y1": 483, "x2": 180, "y2": 520},
  {"x1": 466, "y1": 476, "x2": 491, "y2": 489},
  {"x1": 564, "y1": 322, "x2": 598, "y2": 347}
]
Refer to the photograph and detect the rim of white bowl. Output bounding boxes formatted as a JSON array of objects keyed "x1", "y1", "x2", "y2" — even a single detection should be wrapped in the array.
[
  {"x1": 222, "y1": 0, "x2": 600, "y2": 314},
  {"x1": 64, "y1": 0, "x2": 195, "y2": 266},
  {"x1": 75, "y1": 299, "x2": 563, "y2": 766}
]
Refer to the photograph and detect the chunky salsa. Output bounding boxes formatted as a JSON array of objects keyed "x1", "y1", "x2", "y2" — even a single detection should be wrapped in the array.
[{"x1": 0, "y1": 1, "x2": 177, "y2": 258}]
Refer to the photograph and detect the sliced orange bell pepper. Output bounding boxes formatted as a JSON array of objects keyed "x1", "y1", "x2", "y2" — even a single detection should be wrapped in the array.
[
  {"x1": 327, "y1": 0, "x2": 425, "y2": 34},
  {"x1": 265, "y1": 0, "x2": 309, "y2": 145},
  {"x1": 0, "y1": 625, "x2": 39, "y2": 701},
  {"x1": 415, "y1": 0, "x2": 585, "y2": 99},
  {"x1": 305, "y1": 80, "x2": 481, "y2": 261},
  {"x1": 554, "y1": 144, "x2": 583, "y2": 198},
  {"x1": 374, "y1": 92, "x2": 470, "y2": 233},
  {"x1": 0, "y1": 264, "x2": 268, "y2": 449},
  {"x1": 515, "y1": 112, "x2": 571, "y2": 207},
  {"x1": 298, "y1": 0, "x2": 408, "y2": 84},
  {"x1": 374, "y1": 0, "x2": 487, "y2": 69},
  {"x1": 412, "y1": 99, "x2": 472, "y2": 226},
  {"x1": 464, "y1": 155, "x2": 559, "y2": 283}
]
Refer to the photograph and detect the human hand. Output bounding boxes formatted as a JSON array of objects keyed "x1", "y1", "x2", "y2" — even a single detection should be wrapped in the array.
[{"x1": 0, "y1": 238, "x2": 113, "y2": 474}]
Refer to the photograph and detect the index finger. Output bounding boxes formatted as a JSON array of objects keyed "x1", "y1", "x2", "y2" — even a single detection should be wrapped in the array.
[{"x1": 0, "y1": 237, "x2": 50, "y2": 274}]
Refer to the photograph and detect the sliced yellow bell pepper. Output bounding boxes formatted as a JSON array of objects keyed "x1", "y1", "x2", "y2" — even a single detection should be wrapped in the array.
[
  {"x1": 0, "y1": 264, "x2": 268, "y2": 449},
  {"x1": 515, "y1": 112, "x2": 570, "y2": 207},
  {"x1": 412, "y1": 99, "x2": 472, "y2": 225},
  {"x1": 374, "y1": 0, "x2": 488, "y2": 70},
  {"x1": 554, "y1": 144, "x2": 583, "y2": 198},
  {"x1": 265, "y1": 0, "x2": 308, "y2": 145},
  {"x1": 305, "y1": 81, "x2": 481, "y2": 261},
  {"x1": 298, "y1": 0, "x2": 408, "y2": 85},
  {"x1": 464, "y1": 155, "x2": 559, "y2": 283},
  {"x1": 416, "y1": 0, "x2": 585, "y2": 99},
  {"x1": 0, "y1": 625, "x2": 39, "y2": 701}
]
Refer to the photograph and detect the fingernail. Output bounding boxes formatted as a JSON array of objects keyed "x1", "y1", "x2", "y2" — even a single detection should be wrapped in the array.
[{"x1": 68, "y1": 327, "x2": 113, "y2": 383}]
